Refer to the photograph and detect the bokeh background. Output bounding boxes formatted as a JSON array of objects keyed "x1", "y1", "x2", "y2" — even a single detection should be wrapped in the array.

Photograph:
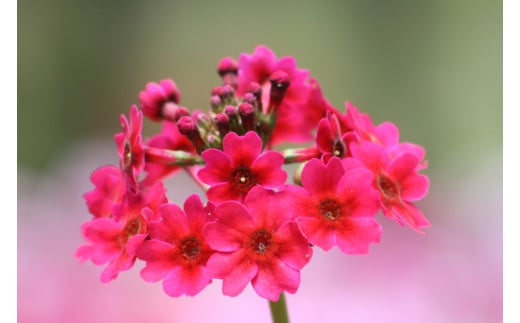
[{"x1": 18, "y1": 0, "x2": 502, "y2": 322}]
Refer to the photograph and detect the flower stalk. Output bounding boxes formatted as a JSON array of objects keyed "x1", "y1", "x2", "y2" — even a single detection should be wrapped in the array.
[{"x1": 269, "y1": 293, "x2": 290, "y2": 323}]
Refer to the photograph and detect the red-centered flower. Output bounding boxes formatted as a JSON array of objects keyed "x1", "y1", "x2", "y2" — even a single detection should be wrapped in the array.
[
  {"x1": 114, "y1": 105, "x2": 145, "y2": 192},
  {"x1": 315, "y1": 113, "x2": 358, "y2": 163},
  {"x1": 83, "y1": 165, "x2": 125, "y2": 218},
  {"x1": 76, "y1": 182, "x2": 167, "y2": 282},
  {"x1": 236, "y1": 45, "x2": 315, "y2": 145},
  {"x1": 141, "y1": 120, "x2": 196, "y2": 187},
  {"x1": 138, "y1": 79, "x2": 181, "y2": 121},
  {"x1": 350, "y1": 141, "x2": 430, "y2": 231},
  {"x1": 197, "y1": 131, "x2": 287, "y2": 202},
  {"x1": 137, "y1": 195, "x2": 214, "y2": 297},
  {"x1": 203, "y1": 186, "x2": 312, "y2": 301},
  {"x1": 288, "y1": 157, "x2": 381, "y2": 254}
]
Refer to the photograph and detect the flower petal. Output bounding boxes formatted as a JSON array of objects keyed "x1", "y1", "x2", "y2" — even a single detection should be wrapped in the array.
[
  {"x1": 400, "y1": 173, "x2": 430, "y2": 201},
  {"x1": 252, "y1": 259, "x2": 300, "y2": 301},
  {"x1": 335, "y1": 217, "x2": 381, "y2": 255}
]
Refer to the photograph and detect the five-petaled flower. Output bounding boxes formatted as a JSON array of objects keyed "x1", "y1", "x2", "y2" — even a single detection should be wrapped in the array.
[
  {"x1": 203, "y1": 186, "x2": 313, "y2": 301},
  {"x1": 137, "y1": 195, "x2": 214, "y2": 297},
  {"x1": 288, "y1": 157, "x2": 382, "y2": 254},
  {"x1": 197, "y1": 131, "x2": 287, "y2": 203}
]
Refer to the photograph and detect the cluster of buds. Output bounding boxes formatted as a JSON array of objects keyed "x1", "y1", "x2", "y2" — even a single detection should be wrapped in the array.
[{"x1": 76, "y1": 45, "x2": 430, "y2": 301}]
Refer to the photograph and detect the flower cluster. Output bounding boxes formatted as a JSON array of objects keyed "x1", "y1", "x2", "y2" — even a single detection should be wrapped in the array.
[{"x1": 76, "y1": 45, "x2": 430, "y2": 302}]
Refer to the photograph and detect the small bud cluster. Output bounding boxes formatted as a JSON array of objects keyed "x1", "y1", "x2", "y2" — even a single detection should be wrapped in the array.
[{"x1": 76, "y1": 45, "x2": 430, "y2": 302}]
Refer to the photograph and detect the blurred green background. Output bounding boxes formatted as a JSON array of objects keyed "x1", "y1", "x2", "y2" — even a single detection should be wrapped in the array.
[{"x1": 18, "y1": 0, "x2": 502, "y2": 175}]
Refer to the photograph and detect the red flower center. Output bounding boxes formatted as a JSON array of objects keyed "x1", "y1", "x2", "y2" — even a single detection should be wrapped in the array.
[
  {"x1": 318, "y1": 198, "x2": 343, "y2": 221},
  {"x1": 248, "y1": 229, "x2": 274, "y2": 255},
  {"x1": 377, "y1": 175, "x2": 400, "y2": 200},
  {"x1": 231, "y1": 166, "x2": 256, "y2": 194},
  {"x1": 180, "y1": 236, "x2": 202, "y2": 262}
]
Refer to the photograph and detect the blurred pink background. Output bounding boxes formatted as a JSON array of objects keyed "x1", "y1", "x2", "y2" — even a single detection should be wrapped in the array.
[{"x1": 18, "y1": 139, "x2": 502, "y2": 323}]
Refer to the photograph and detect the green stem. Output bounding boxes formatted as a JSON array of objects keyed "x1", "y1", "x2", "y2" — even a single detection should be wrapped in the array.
[{"x1": 269, "y1": 293, "x2": 290, "y2": 323}]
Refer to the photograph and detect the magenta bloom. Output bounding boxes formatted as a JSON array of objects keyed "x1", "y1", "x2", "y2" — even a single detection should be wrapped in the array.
[
  {"x1": 76, "y1": 182, "x2": 167, "y2": 282},
  {"x1": 138, "y1": 79, "x2": 181, "y2": 121},
  {"x1": 114, "y1": 105, "x2": 145, "y2": 191},
  {"x1": 137, "y1": 195, "x2": 214, "y2": 297},
  {"x1": 203, "y1": 186, "x2": 312, "y2": 301},
  {"x1": 197, "y1": 131, "x2": 287, "y2": 202},
  {"x1": 289, "y1": 157, "x2": 381, "y2": 254},
  {"x1": 237, "y1": 45, "x2": 324, "y2": 145},
  {"x1": 141, "y1": 120, "x2": 196, "y2": 187},
  {"x1": 350, "y1": 141, "x2": 430, "y2": 231},
  {"x1": 83, "y1": 165, "x2": 125, "y2": 218}
]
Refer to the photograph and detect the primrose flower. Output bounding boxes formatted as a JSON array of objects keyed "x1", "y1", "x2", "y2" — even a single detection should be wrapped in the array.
[
  {"x1": 288, "y1": 157, "x2": 381, "y2": 254},
  {"x1": 197, "y1": 131, "x2": 287, "y2": 202},
  {"x1": 137, "y1": 195, "x2": 214, "y2": 297},
  {"x1": 203, "y1": 186, "x2": 313, "y2": 301}
]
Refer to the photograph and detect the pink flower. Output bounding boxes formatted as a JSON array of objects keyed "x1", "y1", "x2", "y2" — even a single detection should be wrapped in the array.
[
  {"x1": 114, "y1": 105, "x2": 145, "y2": 191},
  {"x1": 350, "y1": 141, "x2": 430, "y2": 231},
  {"x1": 197, "y1": 131, "x2": 287, "y2": 202},
  {"x1": 237, "y1": 45, "x2": 322, "y2": 145},
  {"x1": 203, "y1": 186, "x2": 313, "y2": 301},
  {"x1": 83, "y1": 165, "x2": 125, "y2": 218},
  {"x1": 138, "y1": 79, "x2": 181, "y2": 121},
  {"x1": 141, "y1": 120, "x2": 196, "y2": 187},
  {"x1": 137, "y1": 195, "x2": 214, "y2": 297},
  {"x1": 76, "y1": 182, "x2": 167, "y2": 282},
  {"x1": 288, "y1": 157, "x2": 381, "y2": 254}
]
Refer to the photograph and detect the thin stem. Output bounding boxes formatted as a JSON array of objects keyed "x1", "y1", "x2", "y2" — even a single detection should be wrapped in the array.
[{"x1": 269, "y1": 293, "x2": 290, "y2": 323}]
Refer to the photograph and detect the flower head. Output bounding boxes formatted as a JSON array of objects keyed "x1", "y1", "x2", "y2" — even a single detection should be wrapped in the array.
[
  {"x1": 137, "y1": 195, "x2": 214, "y2": 297},
  {"x1": 203, "y1": 186, "x2": 313, "y2": 301},
  {"x1": 197, "y1": 131, "x2": 287, "y2": 202},
  {"x1": 289, "y1": 157, "x2": 381, "y2": 254}
]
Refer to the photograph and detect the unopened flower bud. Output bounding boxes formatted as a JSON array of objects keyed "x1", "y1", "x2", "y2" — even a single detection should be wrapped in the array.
[
  {"x1": 177, "y1": 116, "x2": 206, "y2": 153},
  {"x1": 211, "y1": 86, "x2": 223, "y2": 97},
  {"x1": 268, "y1": 71, "x2": 290, "y2": 114},
  {"x1": 215, "y1": 113, "x2": 230, "y2": 137},
  {"x1": 210, "y1": 95, "x2": 222, "y2": 113},
  {"x1": 238, "y1": 102, "x2": 256, "y2": 132},
  {"x1": 217, "y1": 57, "x2": 238, "y2": 77},
  {"x1": 221, "y1": 84, "x2": 235, "y2": 101}
]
